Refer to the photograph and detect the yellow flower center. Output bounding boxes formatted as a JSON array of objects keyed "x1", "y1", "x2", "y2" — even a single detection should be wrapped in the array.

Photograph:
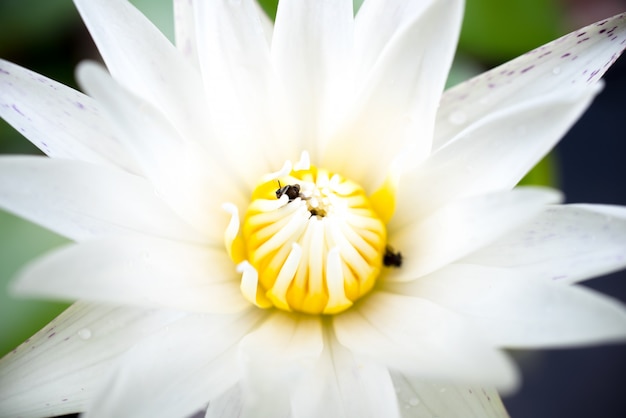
[{"x1": 225, "y1": 156, "x2": 390, "y2": 315}]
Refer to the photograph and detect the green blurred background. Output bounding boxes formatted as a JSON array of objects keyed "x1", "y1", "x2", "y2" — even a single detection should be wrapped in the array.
[{"x1": 1, "y1": 0, "x2": 625, "y2": 417}]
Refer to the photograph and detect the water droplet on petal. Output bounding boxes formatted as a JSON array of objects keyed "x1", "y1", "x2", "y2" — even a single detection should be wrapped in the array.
[
  {"x1": 552, "y1": 67, "x2": 562, "y2": 75},
  {"x1": 409, "y1": 397, "x2": 420, "y2": 406},
  {"x1": 78, "y1": 328, "x2": 92, "y2": 340},
  {"x1": 449, "y1": 111, "x2": 467, "y2": 125}
]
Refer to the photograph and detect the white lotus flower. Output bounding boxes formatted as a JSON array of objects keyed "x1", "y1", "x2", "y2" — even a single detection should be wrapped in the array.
[{"x1": 1, "y1": 0, "x2": 626, "y2": 417}]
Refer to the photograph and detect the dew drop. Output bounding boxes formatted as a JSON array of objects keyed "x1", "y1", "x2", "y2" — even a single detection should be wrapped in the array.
[
  {"x1": 409, "y1": 397, "x2": 420, "y2": 406},
  {"x1": 552, "y1": 67, "x2": 562, "y2": 75},
  {"x1": 78, "y1": 328, "x2": 92, "y2": 340},
  {"x1": 448, "y1": 111, "x2": 467, "y2": 125}
]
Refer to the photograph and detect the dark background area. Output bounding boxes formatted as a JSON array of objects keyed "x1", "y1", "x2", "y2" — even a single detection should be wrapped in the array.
[{"x1": 504, "y1": 52, "x2": 626, "y2": 418}]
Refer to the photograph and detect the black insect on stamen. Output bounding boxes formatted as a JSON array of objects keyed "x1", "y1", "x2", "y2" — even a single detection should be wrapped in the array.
[
  {"x1": 275, "y1": 181, "x2": 301, "y2": 202},
  {"x1": 383, "y1": 246, "x2": 403, "y2": 268}
]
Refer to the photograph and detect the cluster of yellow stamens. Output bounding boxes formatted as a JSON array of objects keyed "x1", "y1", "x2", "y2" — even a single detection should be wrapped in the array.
[{"x1": 225, "y1": 156, "x2": 390, "y2": 315}]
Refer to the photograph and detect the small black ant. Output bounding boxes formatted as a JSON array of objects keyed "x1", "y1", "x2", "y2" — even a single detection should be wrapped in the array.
[
  {"x1": 383, "y1": 246, "x2": 403, "y2": 268},
  {"x1": 275, "y1": 181, "x2": 301, "y2": 202}
]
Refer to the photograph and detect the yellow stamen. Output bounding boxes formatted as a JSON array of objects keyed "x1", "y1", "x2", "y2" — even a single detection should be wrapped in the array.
[{"x1": 229, "y1": 161, "x2": 389, "y2": 315}]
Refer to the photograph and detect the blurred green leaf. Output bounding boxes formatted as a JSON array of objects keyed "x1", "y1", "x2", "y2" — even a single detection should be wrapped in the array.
[
  {"x1": 459, "y1": 0, "x2": 563, "y2": 62},
  {"x1": 130, "y1": 0, "x2": 175, "y2": 42},
  {"x1": 258, "y1": 0, "x2": 278, "y2": 20},
  {"x1": 0, "y1": 211, "x2": 70, "y2": 357},
  {"x1": 0, "y1": 0, "x2": 78, "y2": 53},
  {"x1": 518, "y1": 153, "x2": 558, "y2": 187}
]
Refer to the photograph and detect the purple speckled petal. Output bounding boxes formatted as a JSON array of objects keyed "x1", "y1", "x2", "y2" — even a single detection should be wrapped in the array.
[
  {"x1": 12, "y1": 235, "x2": 249, "y2": 314},
  {"x1": 0, "y1": 156, "x2": 206, "y2": 243},
  {"x1": 435, "y1": 12, "x2": 626, "y2": 151},
  {"x1": 323, "y1": 0, "x2": 463, "y2": 194},
  {"x1": 387, "y1": 264, "x2": 626, "y2": 348},
  {"x1": 73, "y1": 0, "x2": 210, "y2": 149},
  {"x1": 463, "y1": 204, "x2": 626, "y2": 285},
  {"x1": 173, "y1": 0, "x2": 199, "y2": 69},
  {"x1": 0, "y1": 302, "x2": 185, "y2": 418},
  {"x1": 392, "y1": 85, "x2": 598, "y2": 227},
  {"x1": 0, "y1": 60, "x2": 137, "y2": 172},
  {"x1": 390, "y1": 373, "x2": 509, "y2": 418}
]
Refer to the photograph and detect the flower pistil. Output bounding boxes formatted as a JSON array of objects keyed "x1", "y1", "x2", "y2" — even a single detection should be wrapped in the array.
[{"x1": 227, "y1": 154, "x2": 389, "y2": 315}]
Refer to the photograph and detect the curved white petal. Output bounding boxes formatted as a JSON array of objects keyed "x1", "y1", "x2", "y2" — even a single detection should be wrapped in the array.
[
  {"x1": 391, "y1": 373, "x2": 510, "y2": 418},
  {"x1": 272, "y1": 0, "x2": 354, "y2": 160},
  {"x1": 392, "y1": 86, "x2": 598, "y2": 227},
  {"x1": 12, "y1": 235, "x2": 249, "y2": 314},
  {"x1": 252, "y1": 0, "x2": 274, "y2": 46},
  {"x1": 291, "y1": 330, "x2": 400, "y2": 418},
  {"x1": 173, "y1": 0, "x2": 199, "y2": 68},
  {"x1": 0, "y1": 302, "x2": 184, "y2": 418},
  {"x1": 237, "y1": 312, "x2": 323, "y2": 417},
  {"x1": 77, "y1": 62, "x2": 247, "y2": 241},
  {"x1": 463, "y1": 204, "x2": 626, "y2": 284},
  {"x1": 84, "y1": 310, "x2": 263, "y2": 418},
  {"x1": 0, "y1": 156, "x2": 204, "y2": 243},
  {"x1": 194, "y1": 0, "x2": 286, "y2": 186},
  {"x1": 324, "y1": 0, "x2": 463, "y2": 192},
  {"x1": 73, "y1": 0, "x2": 208, "y2": 146},
  {"x1": 386, "y1": 264, "x2": 626, "y2": 348},
  {"x1": 435, "y1": 12, "x2": 626, "y2": 151},
  {"x1": 386, "y1": 187, "x2": 562, "y2": 282},
  {"x1": 333, "y1": 292, "x2": 519, "y2": 392},
  {"x1": 353, "y1": 0, "x2": 436, "y2": 81},
  {"x1": 205, "y1": 384, "x2": 245, "y2": 418},
  {"x1": 0, "y1": 60, "x2": 136, "y2": 172}
]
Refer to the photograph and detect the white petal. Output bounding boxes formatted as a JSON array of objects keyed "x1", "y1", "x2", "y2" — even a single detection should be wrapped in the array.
[
  {"x1": 386, "y1": 264, "x2": 626, "y2": 348},
  {"x1": 0, "y1": 156, "x2": 205, "y2": 243},
  {"x1": 12, "y1": 235, "x2": 249, "y2": 314},
  {"x1": 85, "y1": 310, "x2": 263, "y2": 418},
  {"x1": 434, "y1": 13, "x2": 626, "y2": 151},
  {"x1": 252, "y1": 0, "x2": 274, "y2": 46},
  {"x1": 386, "y1": 187, "x2": 562, "y2": 282},
  {"x1": 193, "y1": 0, "x2": 286, "y2": 185},
  {"x1": 77, "y1": 62, "x2": 246, "y2": 241},
  {"x1": 291, "y1": 331, "x2": 401, "y2": 418},
  {"x1": 333, "y1": 292, "x2": 519, "y2": 392},
  {"x1": 0, "y1": 302, "x2": 184, "y2": 418},
  {"x1": 237, "y1": 312, "x2": 323, "y2": 417},
  {"x1": 205, "y1": 384, "x2": 244, "y2": 418},
  {"x1": 391, "y1": 373, "x2": 510, "y2": 418},
  {"x1": 392, "y1": 86, "x2": 598, "y2": 227},
  {"x1": 173, "y1": 0, "x2": 199, "y2": 68},
  {"x1": 272, "y1": 0, "x2": 354, "y2": 160},
  {"x1": 353, "y1": 0, "x2": 437, "y2": 81},
  {"x1": 73, "y1": 0, "x2": 208, "y2": 146},
  {"x1": 463, "y1": 204, "x2": 626, "y2": 284},
  {"x1": 323, "y1": 0, "x2": 463, "y2": 192},
  {"x1": 0, "y1": 59, "x2": 136, "y2": 172}
]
